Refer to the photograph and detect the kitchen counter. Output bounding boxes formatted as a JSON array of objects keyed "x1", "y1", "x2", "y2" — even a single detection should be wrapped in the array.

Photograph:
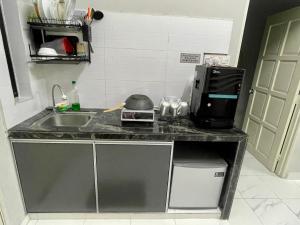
[
  {"x1": 8, "y1": 108, "x2": 248, "y2": 219},
  {"x1": 8, "y1": 108, "x2": 247, "y2": 142}
]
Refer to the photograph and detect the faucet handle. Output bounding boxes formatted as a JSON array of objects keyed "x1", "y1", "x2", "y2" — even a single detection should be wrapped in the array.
[{"x1": 62, "y1": 94, "x2": 68, "y2": 100}]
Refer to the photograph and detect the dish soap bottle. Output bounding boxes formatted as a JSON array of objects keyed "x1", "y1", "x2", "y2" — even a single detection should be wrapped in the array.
[{"x1": 71, "y1": 81, "x2": 80, "y2": 111}]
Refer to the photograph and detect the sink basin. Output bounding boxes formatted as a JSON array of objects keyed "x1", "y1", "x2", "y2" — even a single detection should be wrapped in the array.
[{"x1": 32, "y1": 112, "x2": 96, "y2": 128}]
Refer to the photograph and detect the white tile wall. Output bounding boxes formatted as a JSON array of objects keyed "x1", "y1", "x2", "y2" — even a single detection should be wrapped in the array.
[
  {"x1": 40, "y1": 11, "x2": 233, "y2": 109},
  {"x1": 105, "y1": 48, "x2": 167, "y2": 82},
  {"x1": 2, "y1": 7, "x2": 233, "y2": 127}
]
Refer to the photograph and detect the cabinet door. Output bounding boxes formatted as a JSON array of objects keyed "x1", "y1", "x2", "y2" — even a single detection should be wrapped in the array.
[
  {"x1": 96, "y1": 142, "x2": 172, "y2": 212},
  {"x1": 13, "y1": 142, "x2": 96, "y2": 213}
]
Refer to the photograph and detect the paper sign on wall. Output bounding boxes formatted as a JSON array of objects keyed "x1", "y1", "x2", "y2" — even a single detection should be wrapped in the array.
[
  {"x1": 203, "y1": 53, "x2": 230, "y2": 66},
  {"x1": 180, "y1": 53, "x2": 201, "y2": 64}
]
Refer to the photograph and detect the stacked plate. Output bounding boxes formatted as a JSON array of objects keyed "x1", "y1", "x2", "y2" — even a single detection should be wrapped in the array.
[{"x1": 34, "y1": 0, "x2": 76, "y2": 20}]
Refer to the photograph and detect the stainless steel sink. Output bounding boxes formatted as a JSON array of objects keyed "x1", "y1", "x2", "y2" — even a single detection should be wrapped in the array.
[{"x1": 32, "y1": 112, "x2": 96, "y2": 128}]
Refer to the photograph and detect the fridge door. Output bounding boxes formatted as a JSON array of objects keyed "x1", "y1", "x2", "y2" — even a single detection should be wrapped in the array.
[{"x1": 169, "y1": 164, "x2": 227, "y2": 209}]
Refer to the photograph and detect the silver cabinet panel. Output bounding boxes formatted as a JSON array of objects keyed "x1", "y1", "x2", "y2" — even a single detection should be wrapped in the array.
[
  {"x1": 96, "y1": 143, "x2": 172, "y2": 212},
  {"x1": 13, "y1": 142, "x2": 96, "y2": 213}
]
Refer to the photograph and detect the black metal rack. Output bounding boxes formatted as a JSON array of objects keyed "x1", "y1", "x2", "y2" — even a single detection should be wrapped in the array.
[{"x1": 27, "y1": 17, "x2": 92, "y2": 64}]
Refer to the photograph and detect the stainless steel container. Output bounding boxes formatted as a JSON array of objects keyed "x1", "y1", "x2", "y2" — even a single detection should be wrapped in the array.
[
  {"x1": 177, "y1": 102, "x2": 189, "y2": 117},
  {"x1": 160, "y1": 101, "x2": 171, "y2": 116}
]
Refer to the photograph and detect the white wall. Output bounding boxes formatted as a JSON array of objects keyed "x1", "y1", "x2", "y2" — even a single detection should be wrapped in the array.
[
  {"x1": 0, "y1": 99, "x2": 26, "y2": 225},
  {"x1": 40, "y1": 12, "x2": 233, "y2": 109},
  {"x1": 1, "y1": 0, "x2": 32, "y2": 98},
  {"x1": 76, "y1": 0, "x2": 250, "y2": 66},
  {"x1": 4, "y1": 0, "x2": 249, "y2": 128},
  {"x1": 0, "y1": 0, "x2": 49, "y2": 128},
  {"x1": 0, "y1": 2, "x2": 46, "y2": 223}
]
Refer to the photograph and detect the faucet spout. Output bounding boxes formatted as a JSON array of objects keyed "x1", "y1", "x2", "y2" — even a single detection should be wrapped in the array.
[{"x1": 52, "y1": 84, "x2": 67, "y2": 112}]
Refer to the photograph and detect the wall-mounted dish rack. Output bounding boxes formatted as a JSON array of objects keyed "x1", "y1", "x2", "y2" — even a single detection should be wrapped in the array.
[{"x1": 27, "y1": 17, "x2": 92, "y2": 64}]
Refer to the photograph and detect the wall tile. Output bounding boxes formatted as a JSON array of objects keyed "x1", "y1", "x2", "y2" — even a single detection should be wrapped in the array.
[
  {"x1": 105, "y1": 48, "x2": 167, "y2": 82},
  {"x1": 77, "y1": 79, "x2": 106, "y2": 108},
  {"x1": 81, "y1": 48, "x2": 106, "y2": 80},
  {"x1": 166, "y1": 17, "x2": 232, "y2": 53},
  {"x1": 91, "y1": 23, "x2": 106, "y2": 48},
  {"x1": 104, "y1": 12, "x2": 168, "y2": 50},
  {"x1": 4, "y1": 11, "x2": 233, "y2": 128},
  {"x1": 166, "y1": 51, "x2": 198, "y2": 82},
  {"x1": 165, "y1": 81, "x2": 193, "y2": 102},
  {"x1": 106, "y1": 80, "x2": 165, "y2": 107}
]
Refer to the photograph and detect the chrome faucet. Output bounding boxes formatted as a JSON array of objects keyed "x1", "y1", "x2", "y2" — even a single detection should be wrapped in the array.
[{"x1": 52, "y1": 84, "x2": 68, "y2": 112}]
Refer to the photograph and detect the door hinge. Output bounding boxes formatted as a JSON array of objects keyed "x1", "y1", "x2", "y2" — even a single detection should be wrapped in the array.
[{"x1": 277, "y1": 154, "x2": 282, "y2": 161}]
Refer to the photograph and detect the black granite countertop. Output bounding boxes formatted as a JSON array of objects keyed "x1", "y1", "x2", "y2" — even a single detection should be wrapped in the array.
[{"x1": 8, "y1": 109, "x2": 247, "y2": 142}]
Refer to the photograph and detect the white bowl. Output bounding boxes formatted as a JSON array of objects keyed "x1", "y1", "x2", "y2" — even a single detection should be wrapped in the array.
[{"x1": 38, "y1": 47, "x2": 58, "y2": 56}]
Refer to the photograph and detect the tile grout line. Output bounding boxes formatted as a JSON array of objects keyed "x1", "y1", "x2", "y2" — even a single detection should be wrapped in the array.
[
  {"x1": 242, "y1": 198, "x2": 264, "y2": 225},
  {"x1": 281, "y1": 199, "x2": 300, "y2": 221}
]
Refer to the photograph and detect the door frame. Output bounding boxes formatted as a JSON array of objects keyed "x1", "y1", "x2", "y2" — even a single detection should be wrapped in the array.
[
  {"x1": 0, "y1": 193, "x2": 5, "y2": 225},
  {"x1": 275, "y1": 94, "x2": 300, "y2": 177}
]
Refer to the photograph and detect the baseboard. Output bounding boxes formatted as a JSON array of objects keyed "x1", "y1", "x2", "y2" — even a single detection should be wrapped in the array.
[
  {"x1": 287, "y1": 172, "x2": 300, "y2": 180},
  {"x1": 28, "y1": 210, "x2": 221, "y2": 220}
]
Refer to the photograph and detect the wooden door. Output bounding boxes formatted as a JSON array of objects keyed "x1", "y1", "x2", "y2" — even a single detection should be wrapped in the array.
[{"x1": 243, "y1": 7, "x2": 300, "y2": 171}]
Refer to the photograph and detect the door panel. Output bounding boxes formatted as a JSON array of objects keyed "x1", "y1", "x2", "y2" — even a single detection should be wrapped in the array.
[
  {"x1": 257, "y1": 60, "x2": 276, "y2": 89},
  {"x1": 257, "y1": 127, "x2": 275, "y2": 156},
  {"x1": 13, "y1": 142, "x2": 96, "y2": 213},
  {"x1": 243, "y1": 8, "x2": 300, "y2": 171},
  {"x1": 283, "y1": 20, "x2": 300, "y2": 55},
  {"x1": 273, "y1": 61, "x2": 296, "y2": 93},
  {"x1": 265, "y1": 96, "x2": 285, "y2": 128},
  {"x1": 264, "y1": 23, "x2": 286, "y2": 55},
  {"x1": 96, "y1": 143, "x2": 172, "y2": 212},
  {"x1": 247, "y1": 119, "x2": 260, "y2": 150},
  {"x1": 250, "y1": 92, "x2": 267, "y2": 119}
]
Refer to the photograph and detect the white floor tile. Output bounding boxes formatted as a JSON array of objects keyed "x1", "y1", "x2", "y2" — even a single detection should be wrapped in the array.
[
  {"x1": 282, "y1": 199, "x2": 300, "y2": 219},
  {"x1": 131, "y1": 219, "x2": 175, "y2": 225},
  {"x1": 246, "y1": 199, "x2": 300, "y2": 225},
  {"x1": 27, "y1": 220, "x2": 38, "y2": 225},
  {"x1": 234, "y1": 190, "x2": 242, "y2": 199},
  {"x1": 244, "y1": 151, "x2": 255, "y2": 159},
  {"x1": 175, "y1": 219, "x2": 223, "y2": 225},
  {"x1": 237, "y1": 176, "x2": 277, "y2": 199},
  {"x1": 240, "y1": 156, "x2": 273, "y2": 176},
  {"x1": 260, "y1": 176, "x2": 300, "y2": 199},
  {"x1": 228, "y1": 199, "x2": 262, "y2": 225},
  {"x1": 36, "y1": 220, "x2": 84, "y2": 225},
  {"x1": 84, "y1": 219, "x2": 130, "y2": 225}
]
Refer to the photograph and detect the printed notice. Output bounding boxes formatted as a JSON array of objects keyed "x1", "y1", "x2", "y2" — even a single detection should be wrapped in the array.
[{"x1": 180, "y1": 53, "x2": 201, "y2": 64}]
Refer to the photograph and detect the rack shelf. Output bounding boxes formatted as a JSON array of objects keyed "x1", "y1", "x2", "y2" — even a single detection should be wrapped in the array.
[
  {"x1": 27, "y1": 17, "x2": 92, "y2": 64},
  {"x1": 29, "y1": 54, "x2": 90, "y2": 64}
]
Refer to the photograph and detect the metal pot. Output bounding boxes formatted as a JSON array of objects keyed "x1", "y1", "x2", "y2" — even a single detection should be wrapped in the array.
[{"x1": 125, "y1": 94, "x2": 154, "y2": 110}]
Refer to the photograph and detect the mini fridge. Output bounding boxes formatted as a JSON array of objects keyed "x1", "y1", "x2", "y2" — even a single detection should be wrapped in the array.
[{"x1": 169, "y1": 157, "x2": 227, "y2": 209}]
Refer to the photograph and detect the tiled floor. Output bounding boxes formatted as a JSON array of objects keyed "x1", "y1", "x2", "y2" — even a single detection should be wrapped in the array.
[{"x1": 27, "y1": 151, "x2": 300, "y2": 225}]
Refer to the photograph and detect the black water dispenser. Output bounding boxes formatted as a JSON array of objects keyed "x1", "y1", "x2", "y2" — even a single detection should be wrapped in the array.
[{"x1": 190, "y1": 66, "x2": 245, "y2": 128}]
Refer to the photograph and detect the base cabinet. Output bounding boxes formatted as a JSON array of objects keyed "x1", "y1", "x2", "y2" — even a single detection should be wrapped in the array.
[
  {"x1": 96, "y1": 143, "x2": 172, "y2": 212},
  {"x1": 13, "y1": 142, "x2": 96, "y2": 213}
]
